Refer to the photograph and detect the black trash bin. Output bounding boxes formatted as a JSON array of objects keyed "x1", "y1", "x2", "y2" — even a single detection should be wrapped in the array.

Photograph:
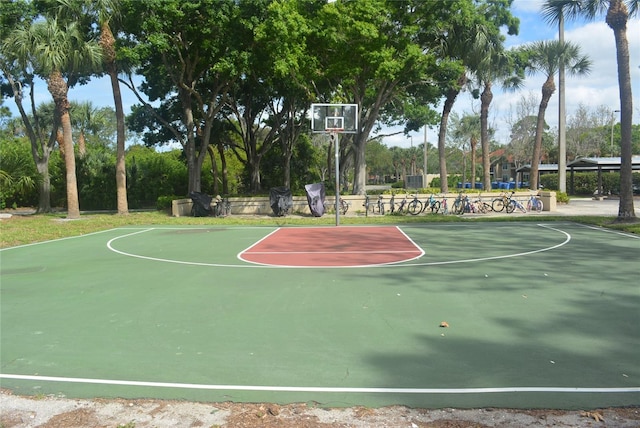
[
  {"x1": 269, "y1": 187, "x2": 293, "y2": 216},
  {"x1": 189, "y1": 191, "x2": 213, "y2": 217},
  {"x1": 304, "y1": 183, "x2": 326, "y2": 217}
]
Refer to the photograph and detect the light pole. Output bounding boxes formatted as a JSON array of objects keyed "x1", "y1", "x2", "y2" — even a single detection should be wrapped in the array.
[
  {"x1": 423, "y1": 125, "x2": 428, "y2": 188},
  {"x1": 610, "y1": 109, "x2": 620, "y2": 156}
]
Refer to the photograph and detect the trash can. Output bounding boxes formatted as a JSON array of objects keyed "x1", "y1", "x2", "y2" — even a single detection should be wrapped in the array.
[
  {"x1": 464, "y1": 182, "x2": 471, "y2": 189},
  {"x1": 539, "y1": 191, "x2": 556, "y2": 212},
  {"x1": 491, "y1": 182, "x2": 499, "y2": 189},
  {"x1": 475, "y1": 182, "x2": 483, "y2": 189}
]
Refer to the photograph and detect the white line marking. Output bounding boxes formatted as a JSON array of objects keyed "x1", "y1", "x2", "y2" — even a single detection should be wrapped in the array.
[
  {"x1": 1, "y1": 374, "x2": 638, "y2": 394},
  {"x1": 237, "y1": 226, "x2": 425, "y2": 267},
  {"x1": 106, "y1": 228, "x2": 276, "y2": 268},
  {"x1": 245, "y1": 250, "x2": 420, "y2": 254},
  {"x1": 576, "y1": 223, "x2": 640, "y2": 239},
  {"x1": 397, "y1": 223, "x2": 571, "y2": 267},
  {"x1": 0, "y1": 228, "x2": 121, "y2": 251},
  {"x1": 105, "y1": 224, "x2": 573, "y2": 268}
]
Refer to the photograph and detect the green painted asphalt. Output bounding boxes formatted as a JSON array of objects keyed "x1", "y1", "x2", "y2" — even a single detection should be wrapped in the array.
[{"x1": 1, "y1": 223, "x2": 638, "y2": 409}]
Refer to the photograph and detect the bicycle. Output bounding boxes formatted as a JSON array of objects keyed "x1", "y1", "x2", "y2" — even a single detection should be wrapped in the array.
[
  {"x1": 407, "y1": 194, "x2": 423, "y2": 215},
  {"x1": 325, "y1": 198, "x2": 349, "y2": 215},
  {"x1": 391, "y1": 193, "x2": 408, "y2": 214},
  {"x1": 492, "y1": 191, "x2": 516, "y2": 214},
  {"x1": 363, "y1": 194, "x2": 371, "y2": 216},
  {"x1": 463, "y1": 194, "x2": 478, "y2": 213},
  {"x1": 375, "y1": 194, "x2": 385, "y2": 215},
  {"x1": 212, "y1": 196, "x2": 231, "y2": 217},
  {"x1": 439, "y1": 195, "x2": 449, "y2": 214},
  {"x1": 526, "y1": 191, "x2": 544, "y2": 213},
  {"x1": 510, "y1": 197, "x2": 527, "y2": 214},
  {"x1": 451, "y1": 192, "x2": 466, "y2": 215},
  {"x1": 472, "y1": 194, "x2": 493, "y2": 214},
  {"x1": 421, "y1": 193, "x2": 441, "y2": 214},
  {"x1": 341, "y1": 197, "x2": 349, "y2": 215}
]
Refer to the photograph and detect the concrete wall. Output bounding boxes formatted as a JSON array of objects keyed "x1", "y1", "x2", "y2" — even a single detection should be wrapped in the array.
[{"x1": 172, "y1": 191, "x2": 557, "y2": 217}]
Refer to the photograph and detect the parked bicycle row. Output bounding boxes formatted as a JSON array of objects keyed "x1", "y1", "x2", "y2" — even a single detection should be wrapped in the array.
[{"x1": 362, "y1": 191, "x2": 543, "y2": 216}]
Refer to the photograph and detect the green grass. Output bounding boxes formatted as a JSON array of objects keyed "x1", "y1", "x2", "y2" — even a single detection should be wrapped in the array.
[{"x1": 0, "y1": 210, "x2": 638, "y2": 249}]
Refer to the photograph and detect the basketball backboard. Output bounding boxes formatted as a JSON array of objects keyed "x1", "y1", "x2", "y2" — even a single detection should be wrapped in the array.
[{"x1": 311, "y1": 103, "x2": 358, "y2": 134}]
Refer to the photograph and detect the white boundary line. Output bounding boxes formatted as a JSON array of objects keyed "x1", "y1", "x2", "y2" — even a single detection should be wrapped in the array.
[
  {"x1": 575, "y1": 223, "x2": 640, "y2": 239},
  {"x1": 0, "y1": 228, "x2": 121, "y2": 252},
  {"x1": 1, "y1": 374, "x2": 638, "y2": 395},
  {"x1": 106, "y1": 224, "x2": 569, "y2": 269},
  {"x1": 236, "y1": 225, "x2": 425, "y2": 268}
]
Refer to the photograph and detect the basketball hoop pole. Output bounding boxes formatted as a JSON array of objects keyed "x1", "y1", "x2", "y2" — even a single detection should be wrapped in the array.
[
  {"x1": 332, "y1": 131, "x2": 340, "y2": 226},
  {"x1": 310, "y1": 103, "x2": 358, "y2": 225}
]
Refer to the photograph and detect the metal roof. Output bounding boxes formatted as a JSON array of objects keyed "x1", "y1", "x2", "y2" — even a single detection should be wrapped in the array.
[
  {"x1": 516, "y1": 156, "x2": 640, "y2": 173},
  {"x1": 567, "y1": 156, "x2": 640, "y2": 169}
]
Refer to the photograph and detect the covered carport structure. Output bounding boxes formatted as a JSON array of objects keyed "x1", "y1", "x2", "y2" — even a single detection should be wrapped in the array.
[
  {"x1": 516, "y1": 156, "x2": 640, "y2": 195},
  {"x1": 567, "y1": 156, "x2": 640, "y2": 196}
]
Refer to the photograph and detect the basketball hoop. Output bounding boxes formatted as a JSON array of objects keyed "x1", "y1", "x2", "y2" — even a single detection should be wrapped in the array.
[
  {"x1": 310, "y1": 103, "x2": 358, "y2": 227},
  {"x1": 310, "y1": 103, "x2": 358, "y2": 134}
]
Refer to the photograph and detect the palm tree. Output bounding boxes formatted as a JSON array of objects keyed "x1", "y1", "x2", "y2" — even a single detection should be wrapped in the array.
[
  {"x1": 472, "y1": 48, "x2": 523, "y2": 190},
  {"x1": 434, "y1": 2, "x2": 519, "y2": 193},
  {"x1": 521, "y1": 40, "x2": 591, "y2": 190},
  {"x1": 5, "y1": 18, "x2": 102, "y2": 218},
  {"x1": 57, "y1": 0, "x2": 129, "y2": 215},
  {"x1": 542, "y1": 0, "x2": 637, "y2": 220},
  {"x1": 70, "y1": 101, "x2": 115, "y2": 157}
]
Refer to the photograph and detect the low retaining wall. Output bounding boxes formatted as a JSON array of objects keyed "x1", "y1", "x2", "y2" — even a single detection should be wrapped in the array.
[{"x1": 172, "y1": 191, "x2": 557, "y2": 217}]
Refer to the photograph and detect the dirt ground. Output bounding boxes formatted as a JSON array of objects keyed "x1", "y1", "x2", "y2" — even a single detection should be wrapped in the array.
[{"x1": 1, "y1": 390, "x2": 639, "y2": 428}]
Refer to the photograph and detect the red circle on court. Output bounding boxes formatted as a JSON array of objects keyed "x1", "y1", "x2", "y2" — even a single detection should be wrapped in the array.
[{"x1": 239, "y1": 226, "x2": 424, "y2": 267}]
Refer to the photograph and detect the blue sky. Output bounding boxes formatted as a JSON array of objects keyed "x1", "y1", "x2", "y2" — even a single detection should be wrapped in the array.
[
  {"x1": 5, "y1": 0, "x2": 639, "y2": 149},
  {"x1": 384, "y1": 0, "x2": 640, "y2": 147}
]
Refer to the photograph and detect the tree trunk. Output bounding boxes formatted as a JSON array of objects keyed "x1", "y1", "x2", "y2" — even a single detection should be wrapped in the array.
[
  {"x1": 101, "y1": 23, "x2": 129, "y2": 214},
  {"x1": 480, "y1": 81, "x2": 493, "y2": 191},
  {"x1": 48, "y1": 71, "x2": 80, "y2": 219},
  {"x1": 530, "y1": 77, "x2": 555, "y2": 190},
  {"x1": 217, "y1": 143, "x2": 229, "y2": 195},
  {"x1": 470, "y1": 136, "x2": 477, "y2": 185},
  {"x1": 110, "y1": 66, "x2": 129, "y2": 215},
  {"x1": 607, "y1": 0, "x2": 636, "y2": 220},
  {"x1": 35, "y1": 159, "x2": 52, "y2": 213},
  {"x1": 437, "y1": 88, "x2": 461, "y2": 193},
  {"x1": 352, "y1": 136, "x2": 367, "y2": 195},
  {"x1": 6, "y1": 71, "x2": 55, "y2": 213}
]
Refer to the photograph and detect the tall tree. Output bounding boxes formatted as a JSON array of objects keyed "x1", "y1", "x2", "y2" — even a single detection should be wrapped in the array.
[
  {"x1": 312, "y1": 0, "x2": 455, "y2": 195},
  {"x1": 57, "y1": 0, "x2": 129, "y2": 214},
  {"x1": 451, "y1": 113, "x2": 482, "y2": 184},
  {"x1": 0, "y1": 0, "x2": 56, "y2": 213},
  {"x1": 472, "y1": 48, "x2": 523, "y2": 190},
  {"x1": 542, "y1": 0, "x2": 637, "y2": 219},
  {"x1": 520, "y1": 39, "x2": 591, "y2": 190},
  {"x1": 4, "y1": 15, "x2": 102, "y2": 218},
  {"x1": 121, "y1": 0, "x2": 239, "y2": 194},
  {"x1": 433, "y1": 0, "x2": 519, "y2": 193}
]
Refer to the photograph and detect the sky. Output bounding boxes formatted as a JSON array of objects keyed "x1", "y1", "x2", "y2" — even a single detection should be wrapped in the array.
[
  {"x1": 4, "y1": 0, "x2": 639, "y2": 150},
  {"x1": 381, "y1": 0, "x2": 640, "y2": 148}
]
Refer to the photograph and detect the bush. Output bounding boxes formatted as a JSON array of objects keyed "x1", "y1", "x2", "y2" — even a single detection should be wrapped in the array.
[
  {"x1": 0, "y1": 138, "x2": 41, "y2": 208},
  {"x1": 540, "y1": 172, "x2": 640, "y2": 196},
  {"x1": 556, "y1": 191, "x2": 569, "y2": 203}
]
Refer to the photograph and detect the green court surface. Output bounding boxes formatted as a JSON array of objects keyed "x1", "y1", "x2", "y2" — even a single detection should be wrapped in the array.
[{"x1": 1, "y1": 222, "x2": 638, "y2": 410}]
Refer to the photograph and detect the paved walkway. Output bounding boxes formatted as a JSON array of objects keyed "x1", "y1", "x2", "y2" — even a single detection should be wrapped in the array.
[{"x1": 551, "y1": 197, "x2": 640, "y2": 216}]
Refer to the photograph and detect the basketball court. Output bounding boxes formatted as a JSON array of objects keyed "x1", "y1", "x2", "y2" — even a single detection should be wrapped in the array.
[{"x1": 1, "y1": 222, "x2": 638, "y2": 410}]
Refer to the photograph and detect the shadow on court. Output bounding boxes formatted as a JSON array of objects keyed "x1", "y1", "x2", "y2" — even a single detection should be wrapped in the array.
[{"x1": 0, "y1": 223, "x2": 638, "y2": 409}]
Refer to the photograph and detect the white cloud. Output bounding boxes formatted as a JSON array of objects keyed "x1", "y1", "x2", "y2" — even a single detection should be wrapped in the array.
[{"x1": 512, "y1": 0, "x2": 544, "y2": 14}]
